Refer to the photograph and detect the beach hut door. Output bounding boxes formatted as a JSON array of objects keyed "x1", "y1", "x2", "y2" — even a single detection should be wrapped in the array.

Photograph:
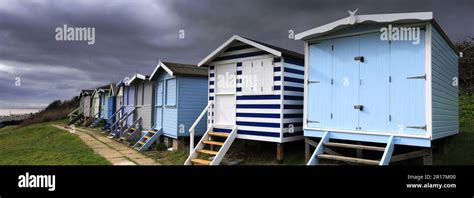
[
  {"x1": 155, "y1": 81, "x2": 164, "y2": 129},
  {"x1": 214, "y1": 63, "x2": 236, "y2": 126}
]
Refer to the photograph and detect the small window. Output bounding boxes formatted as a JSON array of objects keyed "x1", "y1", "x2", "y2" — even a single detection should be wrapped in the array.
[
  {"x1": 241, "y1": 58, "x2": 274, "y2": 95},
  {"x1": 156, "y1": 81, "x2": 164, "y2": 106},
  {"x1": 165, "y1": 78, "x2": 176, "y2": 106},
  {"x1": 136, "y1": 84, "x2": 143, "y2": 106}
]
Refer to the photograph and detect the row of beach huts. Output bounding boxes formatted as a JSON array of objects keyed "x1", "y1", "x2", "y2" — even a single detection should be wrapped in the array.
[{"x1": 68, "y1": 12, "x2": 459, "y2": 165}]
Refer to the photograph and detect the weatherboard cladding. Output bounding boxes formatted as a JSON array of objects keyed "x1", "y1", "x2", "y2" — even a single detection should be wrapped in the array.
[
  {"x1": 153, "y1": 72, "x2": 177, "y2": 137},
  {"x1": 151, "y1": 63, "x2": 208, "y2": 138},
  {"x1": 116, "y1": 85, "x2": 123, "y2": 116},
  {"x1": 80, "y1": 90, "x2": 93, "y2": 117},
  {"x1": 79, "y1": 97, "x2": 85, "y2": 115},
  {"x1": 133, "y1": 79, "x2": 153, "y2": 133},
  {"x1": 83, "y1": 95, "x2": 91, "y2": 117},
  {"x1": 100, "y1": 91, "x2": 108, "y2": 119},
  {"x1": 177, "y1": 75, "x2": 208, "y2": 137},
  {"x1": 92, "y1": 91, "x2": 100, "y2": 117},
  {"x1": 208, "y1": 41, "x2": 304, "y2": 143},
  {"x1": 124, "y1": 84, "x2": 136, "y2": 128},
  {"x1": 431, "y1": 27, "x2": 459, "y2": 140}
]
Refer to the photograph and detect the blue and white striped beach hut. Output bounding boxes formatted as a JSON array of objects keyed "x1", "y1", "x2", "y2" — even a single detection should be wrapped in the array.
[{"x1": 185, "y1": 35, "x2": 304, "y2": 165}]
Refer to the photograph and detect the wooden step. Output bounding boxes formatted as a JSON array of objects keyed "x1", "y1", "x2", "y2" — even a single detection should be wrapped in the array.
[
  {"x1": 197, "y1": 149, "x2": 218, "y2": 155},
  {"x1": 317, "y1": 154, "x2": 380, "y2": 165},
  {"x1": 324, "y1": 142, "x2": 386, "y2": 152},
  {"x1": 149, "y1": 130, "x2": 156, "y2": 134},
  {"x1": 191, "y1": 158, "x2": 211, "y2": 165},
  {"x1": 130, "y1": 128, "x2": 136, "y2": 131},
  {"x1": 120, "y1": 137, "x2": 126, "y2": 140},
  {"x1": 137, "y1": 141, "x2": 145, "y2": 145},
  {"x1": 143, "y1": 136, "x2": 151, "y2": 140},
  {"x1": 203, "y1": 140, "x2": 224, "y2": 146},
  {"x1": 208, "y1": 132, "x2": 229, "y2": 138}
]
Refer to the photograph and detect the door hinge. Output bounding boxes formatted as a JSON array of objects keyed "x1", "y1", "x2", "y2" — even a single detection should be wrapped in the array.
[
  {"x1": 389, "y1": 76, "x2": 392, "y2": 83},
  {"x1": 354, "y1": 104, "x2": 364, "y2": 111},
  {"x1": 406, "y1": 74, "x2": 426, "y2": 80},
  {"x1": 307, "y1": 80, "x2": 320, "y2": 84},
  {"x1": 389, "y1": 115, "x2": 392, "y2": 121},
  {"x1": 331, "y1": 45, "x2": 334, "y2": 51},
  {"x1": 307, "y1": 119, "x2": 319, "y2": 123},
  {"x1": 330, "y1": 113, "x2": 333, "y2": 119},
  {"x1": 406, "y1": 125, "x2": 427, "y2": 131},
  {"x1": 331, "y1": 79, "x2": 334, "y2": 85},
  {"x1": 354, "y1": 56, "x2": 365, "y2": 62}
]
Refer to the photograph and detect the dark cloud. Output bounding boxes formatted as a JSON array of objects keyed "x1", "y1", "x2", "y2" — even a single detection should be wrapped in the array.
[{"x1": 0, "y1": 0, "x2": 472, "y2": 108}]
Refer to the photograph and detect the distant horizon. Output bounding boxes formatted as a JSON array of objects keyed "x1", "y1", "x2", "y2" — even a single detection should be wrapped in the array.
[{"x1": 0, "y1": 108, "x2": 42, "y2": 116}]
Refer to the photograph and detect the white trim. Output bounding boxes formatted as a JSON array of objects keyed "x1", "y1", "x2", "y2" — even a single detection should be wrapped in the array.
[
  {"x1": 305, "y1": 23, "x2": 428, "y2": 44},
  {"x1": 236, "y1": 134, "x2": 281, "y2": 143},
  {"x1": 149, "y1": 61, "x2": 174, "y2": 80},
  {"x1": 126, "y1": 73, "x2": 146, "y2": 86},
  {"x1": 209, "y1": 54, "x2": 275, "y2": 66},
  {"x1": 280, "y1": 57, "x2": 285, "y2": 140},
  {"x1": 303, "y1": 41, "x2": 309, "y2": 129},
  {"x1": 304, "y1": 126, "x2": 431, "y2": 139},
  {"x1": 425, "y1": 23, "x2": 433, "y2": 140},
  {"x1": 198, "y1": 35, "x2": 282, "y2": 66},
  {"x1": 108, "y1": 84, "x2": 115, "y2": 96},
  {"x1": 295, "y1": 12, "x2": 433, "y2": 40}
]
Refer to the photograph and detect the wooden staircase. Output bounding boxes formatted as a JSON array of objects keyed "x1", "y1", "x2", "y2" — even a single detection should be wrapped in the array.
[
  {"x1": 185, "y1": 126, "x2": 237, "y2": 165},
  {"x1": 102, "y1": 107, "x2": 123, "y2": 132},
  {"x1": 68, "y1": 113, "x2": 84, "y2": 126},
  {"x1": 307, "y1": 132, "x2": 395, "y2": 166},
  {"x1": 114, "y1": 117, "x2": 141, "y2": 142},
  {"x1": 132, "y1": 128, "x2": 162, "y2": 151},
  {"x1": 118, "y1": 127, "x2": 137, "y2": 141}
]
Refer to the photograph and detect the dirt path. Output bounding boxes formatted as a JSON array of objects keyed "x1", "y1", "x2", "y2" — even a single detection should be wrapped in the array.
[{"x1": 53, "y1": 125, "x2": 159, "y2": 165}]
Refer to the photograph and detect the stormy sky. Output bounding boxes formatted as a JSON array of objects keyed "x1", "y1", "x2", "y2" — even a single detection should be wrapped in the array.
[{"x1": 0, "y1": 0, "x2": 472, "y2": 109}]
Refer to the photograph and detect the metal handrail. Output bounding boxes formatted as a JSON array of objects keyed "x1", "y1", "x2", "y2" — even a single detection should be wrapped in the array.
[{"x1": 188, "y1": 101, "x2": 213, "y2": 153}]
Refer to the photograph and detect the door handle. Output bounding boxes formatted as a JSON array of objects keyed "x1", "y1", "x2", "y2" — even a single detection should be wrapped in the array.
[{"x1": 354, "y1": 105, "x2": 364, "y2": 111}]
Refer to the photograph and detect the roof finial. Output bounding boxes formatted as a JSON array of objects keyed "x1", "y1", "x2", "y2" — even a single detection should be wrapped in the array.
[
  {"x1": 348, "y1": 8, "x2": 358, "y2": 25},
  {"x1": 348, "y1": 8, "x2": 358, "y2": 16}
]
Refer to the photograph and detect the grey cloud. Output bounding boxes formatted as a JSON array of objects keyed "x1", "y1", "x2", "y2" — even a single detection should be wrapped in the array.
[{"x1": 0, "y1": 0, "x2": 472, "y2": 108}]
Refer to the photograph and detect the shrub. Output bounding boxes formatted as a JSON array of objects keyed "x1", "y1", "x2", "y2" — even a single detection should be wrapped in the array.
[
  {"x1": 460, "y1": 95, "x2": 474, "y2": 124},
  {"x1": 19, "y1": 96, "x2": 79, "y2": 127}
]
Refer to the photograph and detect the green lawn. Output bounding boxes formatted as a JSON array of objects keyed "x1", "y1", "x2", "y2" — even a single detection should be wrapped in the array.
[
  {"x1": 0, "y1": 120, "x2": 110, "y2": 165},
  {"x1": 434, "y1": 120, "x2": 474, "y2": 165}
]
